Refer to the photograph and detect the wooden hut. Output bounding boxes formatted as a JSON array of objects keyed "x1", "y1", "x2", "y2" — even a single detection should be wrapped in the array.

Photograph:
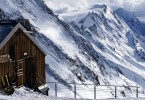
[{"x1": 0, "y1": 20, "x2": 46, "y2": 89}]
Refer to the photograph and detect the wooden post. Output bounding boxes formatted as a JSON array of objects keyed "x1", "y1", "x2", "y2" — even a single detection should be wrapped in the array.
[
  {"x1": 94, "y1": 85, "x2": 96, "y2": 99},
  {"x1": 136, "y1": 87, "x2": 138, "y2": 98},
  {"x1": 55, "y1": 83, "x2": 57, "y2": 97},
  {"x1": 74, "y1": 83, "x2": 76, "y2": 98},
  {"x1": 115, "y1": 86, "x2": 117, "y2": 99}
]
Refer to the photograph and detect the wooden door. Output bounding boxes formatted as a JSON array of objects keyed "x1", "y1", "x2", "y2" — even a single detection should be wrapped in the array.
[
  {"x1": 30, "y1": 57, "x2": 36, "y2": 87},
  {"x1": 16, "y1": 59, "x2": 24, "y2": 87},
  {"x1": 25, "y1": 57, "x2": 36, "y2": 88}
]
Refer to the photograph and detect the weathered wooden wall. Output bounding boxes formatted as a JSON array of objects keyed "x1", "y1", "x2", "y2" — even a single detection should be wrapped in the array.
[{"x1": 0, "y1": 28, "x2": 45, "y2": 88}]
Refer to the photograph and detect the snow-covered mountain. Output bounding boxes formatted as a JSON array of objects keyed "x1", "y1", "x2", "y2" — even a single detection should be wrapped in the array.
[
  {"x1": 60, "y1": 4, "x2": 145, "y2": 87},
  {"x1": 1, "y1": 0, "x2": 145, "y2": 99}
]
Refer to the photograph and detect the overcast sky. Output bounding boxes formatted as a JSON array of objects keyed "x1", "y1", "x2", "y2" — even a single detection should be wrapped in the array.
[{"x1": 44, "y1": 0, "x2": 145, "y2": 21}]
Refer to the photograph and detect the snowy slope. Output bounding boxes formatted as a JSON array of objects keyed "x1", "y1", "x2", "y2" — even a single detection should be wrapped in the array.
[
  {"x1": 115, "y1": 8, "x2": 145, "y2": 33},
  {"x1": 1, "y1": 0, "x2": 145, "y2": 99}
]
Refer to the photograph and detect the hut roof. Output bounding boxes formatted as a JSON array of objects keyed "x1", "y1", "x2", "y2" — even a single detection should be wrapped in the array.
[
  {"x1": 0, "y1": 21, "x2": 46, "y2": 55},
  {"x1": 0, "y1": 24, "x2": 16, "y2": 43}
]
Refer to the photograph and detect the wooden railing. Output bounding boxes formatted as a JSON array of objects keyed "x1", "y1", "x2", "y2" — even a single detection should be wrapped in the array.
[{"x1": 46, "y1": 82, "x2": 141, "y2": 99}]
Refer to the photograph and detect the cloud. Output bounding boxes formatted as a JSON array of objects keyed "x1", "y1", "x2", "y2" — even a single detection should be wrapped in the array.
[
  {"x1": 44, "y1": 0, "x2": 90, "y2": 12},
  {"x1": 44, "y1": 0, "x2": 145, "y2": 11},
  {"x1": 44, "y1": 0, "x2": 145, "y2": 21}
]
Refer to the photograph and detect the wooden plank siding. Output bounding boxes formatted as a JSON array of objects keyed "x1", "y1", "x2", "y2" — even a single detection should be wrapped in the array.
[{"x1": 0, "y1": 28, "x2": 45, "y2": 88}]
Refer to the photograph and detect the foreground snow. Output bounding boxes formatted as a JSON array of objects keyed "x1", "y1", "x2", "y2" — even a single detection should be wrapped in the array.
[
  {"x1": 0, "y1": 87, "x2": 145, "y2": 100},
  {"x1": 112, "y1": 98, "x2": 145, "y2": 100},
  {"x1": 0, "y1": 87, "x2": 89, "y2": 100},
  {"x1": 0, "y1": 87, "x2": 144, "y2": 100}
]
